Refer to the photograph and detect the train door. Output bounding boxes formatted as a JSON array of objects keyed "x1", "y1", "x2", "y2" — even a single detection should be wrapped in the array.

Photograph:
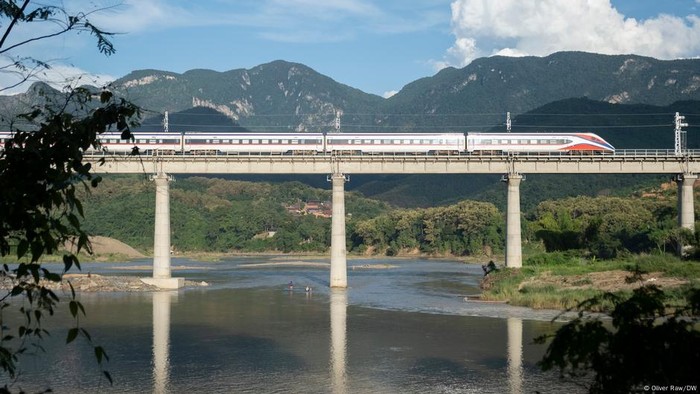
[{"x1": 466, "y1": 134, "x2": 475, "y2": 152}]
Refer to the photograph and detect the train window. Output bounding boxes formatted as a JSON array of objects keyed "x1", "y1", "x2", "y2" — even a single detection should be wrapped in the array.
[
  {"x1": 242, "y1": 140, "x2": 249, "y2": 144},
  {"x1": 483, "y1": 139, "x2": 492, "y2": 144},
  {"x1": 373, "y1": 140, "x2": 380, "y2": 144},
  {"x1": 272, "y1": 139, "x2": 279, "y2": 144},
  {"x1": 364, "y1": 140, "x2": 372, "y2": 144},
  {"x1": 261, "y1": 140, "x2": 269, "y2": 144},
  {"x1": 354, "y1": 139, "x2": 361, "y2": 144},
  {"x1": 291, "y1": 140, "x2": 298, "y2": 144},
  {"x1": 530, "y1": 140, "x2": 537, "y2": 144},
  {"x1": 213, "y1": 139, "x2": 220, "y2": 144},
  {"x1": 393, "y1": 140, "x2": 400, "y2": 144}
]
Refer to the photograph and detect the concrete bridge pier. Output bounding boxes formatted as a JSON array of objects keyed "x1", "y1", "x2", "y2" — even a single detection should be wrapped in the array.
[
  {"x1": 677, "y1": 173, "x2": 697, "y2": 230},
  {"x1": 142, "y1": 173, "x2": 184, "y2": 289},
  {"x1": 329, "y1": 173, "x2": 348, "y2": 288},
  {"x1": 502, "y1": 173, "x2": 523, "y2": 268},
  {"x1": 676, "y1": 173, "x2": 697, "y2": 255}
]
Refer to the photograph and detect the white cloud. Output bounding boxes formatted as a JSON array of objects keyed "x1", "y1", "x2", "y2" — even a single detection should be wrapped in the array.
[
  {"x1": 439, "y1": 0, "x2": 700, "y2": 69},
  {"x1": 383, "y1": 90, "x2": 398, "y2": 98},
  {"x1": 0, "y1": 60, "x2": 115, "y2": 95}
]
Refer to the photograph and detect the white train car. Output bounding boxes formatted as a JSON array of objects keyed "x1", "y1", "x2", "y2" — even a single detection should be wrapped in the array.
[
  {"x1": 98, "y1": 132, "x2": 183, "y2": 154},
  {"x1": 184, "y1": 133, "x2": 325, "y2": 154},
  {"x1": 467, "y1": 132, "x2": 615, "y2": 153},
  {"x1": 0, "y1": 131, "x2": 12, "y2": 147},
  {"x1": 325, "y1": 133, "x2": 466, "y2": 154}
]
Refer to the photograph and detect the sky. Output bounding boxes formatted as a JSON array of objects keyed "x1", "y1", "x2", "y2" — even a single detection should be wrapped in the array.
[{"x1": 1, "y1": 0, "x2": 699, "y2": 97}]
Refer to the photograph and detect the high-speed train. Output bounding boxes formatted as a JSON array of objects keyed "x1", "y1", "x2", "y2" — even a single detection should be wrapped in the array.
[{"x1": 0, "y1": 131, "x2": 615, "y2": 155}]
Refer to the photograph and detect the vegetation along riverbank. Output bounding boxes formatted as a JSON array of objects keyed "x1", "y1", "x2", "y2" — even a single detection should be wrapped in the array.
[{"x1": 478, "y1": 253, "x2": 700, "y2": 311}]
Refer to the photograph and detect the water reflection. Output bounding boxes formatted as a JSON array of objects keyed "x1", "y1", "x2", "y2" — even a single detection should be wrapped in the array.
[
  {"x1": 507, "y1": 317, "x2": 524, "y2": 394},
  {"x1": 330, "y1": 289, "x2": 347, "y2": 394},
  {"x1": 152, "y1": 291, "x2": 176, "y2": 394}
]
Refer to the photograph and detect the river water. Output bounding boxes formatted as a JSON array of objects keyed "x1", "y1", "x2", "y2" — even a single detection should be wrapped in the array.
[{"x1": 8, "y1": 257, "x2": 584, "y2": 393}]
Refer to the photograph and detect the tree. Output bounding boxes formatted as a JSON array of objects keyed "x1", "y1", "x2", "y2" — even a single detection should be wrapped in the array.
[
  {"x1": 536, "y1": 276, "x2": 700, "y2": 393},
  {"x1": 0, "y1": 1, "x2": 138, "y2": 391}
]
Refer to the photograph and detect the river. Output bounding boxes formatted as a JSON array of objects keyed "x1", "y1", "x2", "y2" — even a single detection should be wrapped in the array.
[{"x1": 7, "y1": 257, "x2": 584, "y2": 393}]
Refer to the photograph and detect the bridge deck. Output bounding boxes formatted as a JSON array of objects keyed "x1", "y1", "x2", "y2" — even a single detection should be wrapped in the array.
[{"x1": 86, "y1": 150, "x2": 700, "y2": 175}]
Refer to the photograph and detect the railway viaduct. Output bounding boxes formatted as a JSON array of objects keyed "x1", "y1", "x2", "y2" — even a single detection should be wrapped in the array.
[{"x1": 87, "y1": 150, "x2": 700, "y2": 289}]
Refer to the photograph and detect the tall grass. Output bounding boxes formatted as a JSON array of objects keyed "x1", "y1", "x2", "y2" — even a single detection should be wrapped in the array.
[{"x1": 480, "y1": 252, "x2": 700, "y2": 310}]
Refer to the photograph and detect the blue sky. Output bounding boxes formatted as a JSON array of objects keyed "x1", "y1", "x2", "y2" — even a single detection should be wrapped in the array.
[{"x1": 2, "y1": 0, "x2": 699, "y2": 97}]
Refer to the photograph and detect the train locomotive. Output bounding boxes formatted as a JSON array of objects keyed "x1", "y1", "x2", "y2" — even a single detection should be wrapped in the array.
[{"x1": 1, "y1": 131, "x2": 615, "y2": 155}]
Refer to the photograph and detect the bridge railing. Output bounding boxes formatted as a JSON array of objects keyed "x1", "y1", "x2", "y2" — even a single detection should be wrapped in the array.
[{"x1": 82, "y1": 149, "x2": 700, "y2": 159}]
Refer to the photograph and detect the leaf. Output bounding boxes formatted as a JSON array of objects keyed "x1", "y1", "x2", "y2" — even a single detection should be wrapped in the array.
[
  {"x1": 17, "y1": 240, "x2": 29, "y2": 259},
  {"x1": 103, "y1": 370, "x2": 113, "y2": 385},
  {"x1": 63, "y1": 254, "x2": 74, "y2": 272},
  {"x1": 66, "y1": 328, "x2": 79, "y2": 344},
  {"x1": 69, "y1": 301, "x2": 78, "y2": 318},
  {"x1": 94, "y1": 346, "x2": 110, "y2": 365},
  {"x1": 100, "y1": 91, "x2": 113, "y2": 103},
  {"x1": 41, "y1": 268, "x2": 61, "y2": 282}
]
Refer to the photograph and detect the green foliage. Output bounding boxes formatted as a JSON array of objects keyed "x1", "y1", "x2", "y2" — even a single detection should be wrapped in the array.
[
  {"x1": 536, "y1": 285, "x2": 700, "y2": 393},
  {"x1": 351, "y1": 200, "x2": 503, "y2": 256},
  {"x1": 81, "y1": 176, "x2": 387, "y2": 253},
  {"x1": 529, "y1": 195, "x2": 676, "y2": 258},
  {"x1": 0, "y1": 2, "x2": 137, "y2": 389}
]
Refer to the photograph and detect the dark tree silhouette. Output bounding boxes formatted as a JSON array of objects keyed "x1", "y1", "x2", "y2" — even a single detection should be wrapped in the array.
[{"x1": 0, "y1": 1, "x2": 138, "y2": 391}]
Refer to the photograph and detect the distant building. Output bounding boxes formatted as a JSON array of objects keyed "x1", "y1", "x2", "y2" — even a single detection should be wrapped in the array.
[{"x1": 282, "y1": 199, "x2": 332, "y2": 218}]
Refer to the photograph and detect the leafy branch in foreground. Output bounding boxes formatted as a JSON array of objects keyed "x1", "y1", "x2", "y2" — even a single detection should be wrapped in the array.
[
  {"x1": 0, "y1": 1, "x2": 141, "y2": 391},
  {"x1": 0, "y1": 86, "x2": 139, "y2": 391},
  {"x1": 535, "y1": 275, "x2": 700, "y2": 394},
  {"x1": 0, "y1": 0, "x2": 117, "y2": 92}
]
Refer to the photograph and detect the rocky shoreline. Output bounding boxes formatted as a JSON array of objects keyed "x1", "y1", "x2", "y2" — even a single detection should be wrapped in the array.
[{"x1": 2, "y1": 273, "x2": 209, "y2": 293}]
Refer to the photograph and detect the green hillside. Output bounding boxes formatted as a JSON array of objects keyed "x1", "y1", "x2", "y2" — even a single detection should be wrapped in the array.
[{"x1": 79, "y1": 175, "x2": 692, "y2": 262}]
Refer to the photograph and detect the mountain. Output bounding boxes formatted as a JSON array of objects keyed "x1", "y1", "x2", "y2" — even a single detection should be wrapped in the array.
[
  {"x1": 384, "y1": 52, "x2": 700, "y2": 131},
  {"x1": 136, "y1": 107, "x2": 250, "y2": 133},
  {"x1": 111, "y1": 52, "x2": 700, "y2": 132},
  {"x1": 111, "y1": 61, "x2": 383, "y2": 132},
  {"x1": 2, "y1": 52, "x2": 698, "y2": 133},
  {"x1": 501, "y1": 97, "x2": 700, "y2": 150}
]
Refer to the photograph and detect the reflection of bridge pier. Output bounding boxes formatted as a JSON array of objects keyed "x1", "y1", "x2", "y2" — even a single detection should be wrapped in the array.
[
  {"x1": 141, "y1": 172, "x2": 184, "y2": 289},
  {"x1": 330, "y1": 289, "x2": 348, "y2": 394},
  {"x1": 329, "y1": 173, "x2": 348, "y2": 288},
  {"x1": 152, "y1": 291, "x2": 176, "y2": 394},
  {"x1": 506, "y1": 317, "x2": 523, "y2": 394}
]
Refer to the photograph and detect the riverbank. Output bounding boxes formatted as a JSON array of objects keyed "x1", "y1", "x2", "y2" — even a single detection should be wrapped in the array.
[{"x1": 477, "y1": 254, "x2": 700, "y2": 311}]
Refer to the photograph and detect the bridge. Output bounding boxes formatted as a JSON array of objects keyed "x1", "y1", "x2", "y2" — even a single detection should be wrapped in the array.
[{"x1": 86, "y1": 150, "x2": 700, "y2": 289}]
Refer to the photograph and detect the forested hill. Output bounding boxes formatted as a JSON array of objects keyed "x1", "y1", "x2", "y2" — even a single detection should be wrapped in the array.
[
  {"x1": 81, "y1": 175, "x2": 683, "y2": 261},
  {"x1": 110, "y1": 52, "x2": 700, "y2": 132},
  {"x1": 2, "y1": 51, "x2": 698, "y2": 133},
  {"x1": 502, "y1": 98, "x2": 700, "y2": 150}
]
